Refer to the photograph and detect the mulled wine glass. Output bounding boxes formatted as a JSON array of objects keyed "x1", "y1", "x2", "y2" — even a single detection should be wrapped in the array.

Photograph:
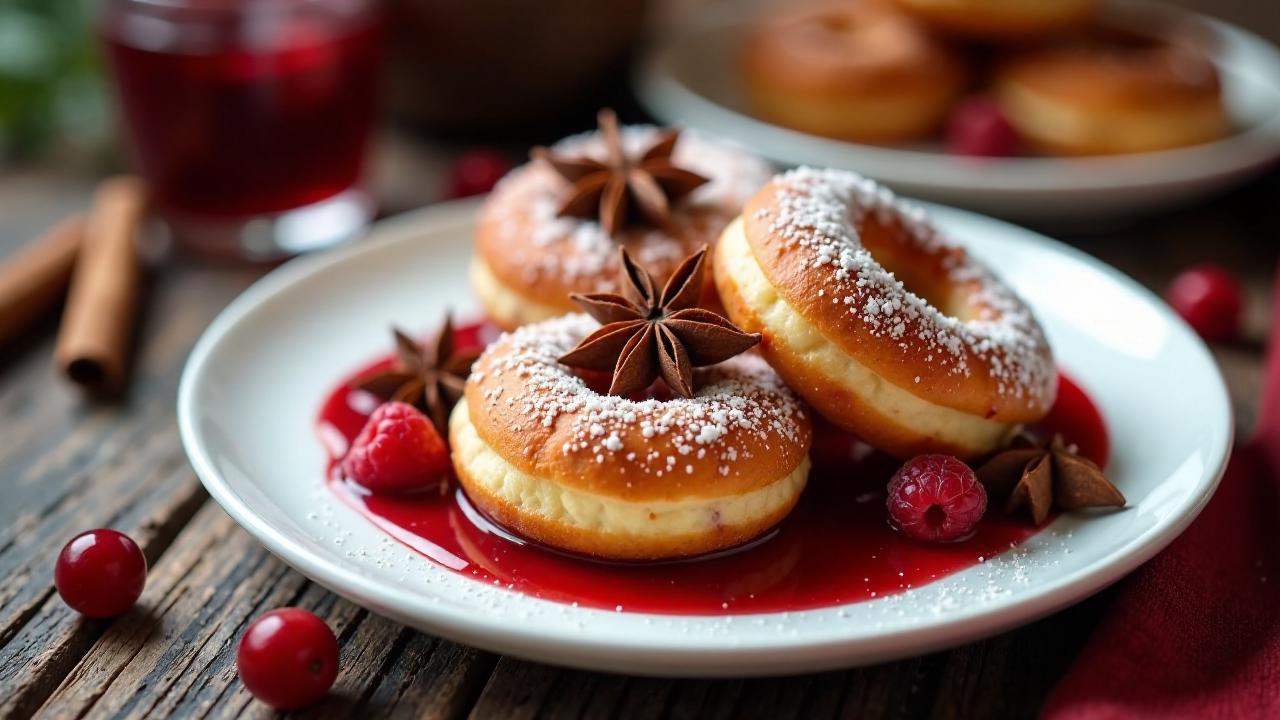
[{"x1": 97, "y1": 0, "x2": 383, "y2": 260}]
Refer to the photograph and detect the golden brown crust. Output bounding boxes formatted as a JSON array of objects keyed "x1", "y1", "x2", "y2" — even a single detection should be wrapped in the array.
[
  {"x1": 474, "y1": 167, "x2": 729, "y2": 314},
  {"x1": 740, "y1": 0, "x2": 968, "y2": 142},
  {"x1": 464, "y1": 315, "x2": 812, "y2": 502},
  {"x1": 739, "y1": 178, "x2": 1054, "y2": 422},
  {"x1": 994, "y1": 32, "x2": 1227, "y2": 154},
  {"x1": 454, "y1": 457, "x2": 801, "y2": 561},
  {"x1": 472, "y1": 128, "x2": 771, "y2": 326},
  {"x1": 997, "y1": 36, "x2": 1221, "y2": 108},
  {"x1": 714, "y1": 257, "x2": 985, "y2": 458}
]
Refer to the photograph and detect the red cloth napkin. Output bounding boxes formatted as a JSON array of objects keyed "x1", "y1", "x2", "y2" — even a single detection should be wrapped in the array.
[{"x1": 1042, "y1": 283, "x2": 1280, "y2": 719}]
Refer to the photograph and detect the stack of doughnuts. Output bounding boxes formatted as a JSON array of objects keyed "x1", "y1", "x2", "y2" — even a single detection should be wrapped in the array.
[
  {"x1": 458, "y1": 112, "x2": 1057, "y2": 560},
  {"x1": 739, "y1": 0, "x2": 1229, "y2": 154}
]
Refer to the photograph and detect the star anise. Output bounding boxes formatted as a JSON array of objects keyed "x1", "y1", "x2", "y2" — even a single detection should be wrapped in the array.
[
  {"x1": 531, "y1": 109, "x2": 711, "y2": 236},
  {"x1": 976, "y1": 434, "x2": 1125, "y2": 526},
  {"x1": 559, "y1": 247, "x2": 760, "y2": 398},
  {"x1": 350, "y1": 314, "x2": 480, "y2": 435}
]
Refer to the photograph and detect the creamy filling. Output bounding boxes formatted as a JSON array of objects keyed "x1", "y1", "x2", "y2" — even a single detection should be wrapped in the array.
[
  {"x1": 718, "y1": 217, "x2": 1016, "y2": 452},
  {"x1": 450, "y1": 400, "x2": 810, "y2": 538}
]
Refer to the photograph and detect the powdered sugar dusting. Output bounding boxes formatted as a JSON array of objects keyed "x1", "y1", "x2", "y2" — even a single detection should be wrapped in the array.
[
  {"x1": 761, "y1": 167, "x2": 1053, "y2": 403},
  {"x1": 484, "y1": 127, "x2": 772, "y2": 289},
  {"x1": 472, "y1": 314, "x2": 806, "y2": 477}
]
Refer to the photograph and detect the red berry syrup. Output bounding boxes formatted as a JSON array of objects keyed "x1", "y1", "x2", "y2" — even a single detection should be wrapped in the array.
[
  {"x1": 318, "y1": 323, "x2": 1109, "y2": 615},
  {"x1": 99, "y1": 3, "x2": 382, "y2": 218}
]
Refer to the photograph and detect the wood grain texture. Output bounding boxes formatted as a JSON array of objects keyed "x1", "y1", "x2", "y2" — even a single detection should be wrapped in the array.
[{"x1": 0, "y1": 160, "x2": 1274, "y2": 719}]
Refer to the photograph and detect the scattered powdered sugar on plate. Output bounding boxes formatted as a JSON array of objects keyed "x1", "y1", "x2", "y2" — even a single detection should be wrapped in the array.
[
  {"x1": 307, "y1": 482, "x2": 1082, "y2": 632},
  {"x1": 759, "y1": 167, "x2": 1054, "y2": 403},
  {"x1": 472, "y1": 314, "x2": 807, "y2": 477}
]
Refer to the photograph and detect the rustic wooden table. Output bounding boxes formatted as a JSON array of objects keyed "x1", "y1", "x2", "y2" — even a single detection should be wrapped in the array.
[{"x1": 1, "y1": 154, "x2": 1275, "y2": 719}]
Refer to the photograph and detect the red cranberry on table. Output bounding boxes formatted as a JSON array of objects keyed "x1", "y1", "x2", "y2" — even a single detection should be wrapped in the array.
[
  {"x1": 54, "y1": 528, "x2": 147, "y2": 618},
  {"x1": 443, "y1": 148, "x2": 512, "y2": 199},
  {"x1": 1166, "y1": 264, "x2": 1243, "y2": 343},
  {"x1": 945, "y1": 96, "x2": 1021, "y2": 158},
  {"x1": 237, "y1": 608, "x2": 339, "y2": 710},
  {"x1": 341, "y1": 401, "x2": 452, "y2": 494},
  {"x1": 886, "y1": 455, "x2": 987, "y2": 543}
]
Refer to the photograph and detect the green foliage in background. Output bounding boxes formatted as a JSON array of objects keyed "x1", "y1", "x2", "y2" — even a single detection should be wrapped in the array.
[{"x1": 0, "y1": 0, "x2": 108, "y2": 161}]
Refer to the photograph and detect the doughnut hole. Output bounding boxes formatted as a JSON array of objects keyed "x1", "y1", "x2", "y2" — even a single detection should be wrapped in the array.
[{"x1": 855, "y1": 213, "x2": 983, "y2": 324}]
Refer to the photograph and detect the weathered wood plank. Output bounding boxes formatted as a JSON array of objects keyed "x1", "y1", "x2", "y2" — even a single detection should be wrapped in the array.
[
  {"x1": 928, "y1": 591, "x2": 1112, "y2": 719},
  {"x1": 30, "y1": 503, "x2": 495, "y2": 720},
  {"x1": 468, "y1": 659, "x2": 562, "y2": 720},
  {"x1": 0, "y1": 255, "x2": 260, "y2": 719}
]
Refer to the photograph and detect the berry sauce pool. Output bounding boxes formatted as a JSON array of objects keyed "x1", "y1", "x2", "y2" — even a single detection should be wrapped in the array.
[{"x1": 317, "y1": 321, "x2": 1108, "y2": 615}]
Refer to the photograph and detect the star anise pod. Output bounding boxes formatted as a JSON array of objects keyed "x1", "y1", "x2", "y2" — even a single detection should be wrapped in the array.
[
  {"x1": 531, "y1": 108, "x2": 711, "y2": 236},
  {"x1": 350, "y1": 314, "x2": 480, "y2": 436},
  {"x1": 559, "y1": 247, "x2": 760, "y2": 398},
  {"x1": 976, "y1": 434, "x2": 1125, "y2": 526}
]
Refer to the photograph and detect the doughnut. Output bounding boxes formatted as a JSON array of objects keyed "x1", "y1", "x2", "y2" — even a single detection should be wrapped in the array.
[
  {"x1": 888, "y1": 0, "x2": 1096, "y2": 40},
  {"x1": 994, "y1": 30, "x2": 1228, "y2": 155},
  {"x1": 740, "y1": 0, "x2": 969, "y2": 143},
  {"x1": 473, "y1": 126, "x2": 772, "y2": 330},
  {"x1": 449, "y1": 314, "x2": 812, "y2": 561},
  {"x1": 713, "y1": 168, "x2": 1056, "y2": 459}
]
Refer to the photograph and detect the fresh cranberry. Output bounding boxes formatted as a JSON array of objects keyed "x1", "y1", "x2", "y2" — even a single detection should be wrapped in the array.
[
  {"x1": 443, "y1": 147, "x2": 512, "y2": 199},
  {"x1": 1166, "y1": 264, "x2": 1243, "y2": 343},
  {"x1": 237, "y1": 608, "x2": 339, "y2": 710},
  {"x1": 945, "y1": 96, "x2": 1021, "y2": 158},
  {"x1": 54, "y1": 529, "x2": 147, "y2": 618},
  {"x1": 341, "y1": 401, "x2": 451, "y2": 494},
  {"x1": 886, "y1": 455, "x2": 987, "y2": 543}
]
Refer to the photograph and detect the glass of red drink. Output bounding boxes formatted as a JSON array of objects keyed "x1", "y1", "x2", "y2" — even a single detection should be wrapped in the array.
[{"x1": 97, "y1": 0, "x2": 383, "y2": 260}]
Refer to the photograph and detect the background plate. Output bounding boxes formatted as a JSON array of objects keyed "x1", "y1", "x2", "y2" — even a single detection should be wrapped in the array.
[
  {"x1": 635, "y1": 0, "x2": 1280, "y2": 221},
  {"x1": 179, "y1": 200, "x2": 1230, "y2": 676}
]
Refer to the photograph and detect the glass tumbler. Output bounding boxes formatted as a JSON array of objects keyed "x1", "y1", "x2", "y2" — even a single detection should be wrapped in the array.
[{"x1": 98, "y1": 0, "x2": 383, "y2": 260}]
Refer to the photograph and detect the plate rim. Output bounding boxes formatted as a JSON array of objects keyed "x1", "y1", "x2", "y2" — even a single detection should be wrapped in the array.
[
  {"x1": 633, "y1": 0, "x2": 1280, "y2": 196},
  {"x1": 178, "y1": 200, "x2": 1233, "y2": 675}
]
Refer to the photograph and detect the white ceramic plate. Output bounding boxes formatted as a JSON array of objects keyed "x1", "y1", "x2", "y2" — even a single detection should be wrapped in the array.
[
  {"x1": 635, "y1": 0, "x2": 1280, "y2": 221},
  {"x1": 179, "y1": 200, "x2": 1230, "y2": 676}
]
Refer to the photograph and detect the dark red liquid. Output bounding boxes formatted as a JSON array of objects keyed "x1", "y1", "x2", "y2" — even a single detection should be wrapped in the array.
[
  {"x1": 100, "y1": 6, "x2": 381, "y2": 217},
  {"x1": 318, "y1": 322, "x2": 1109, "y2": 615}
]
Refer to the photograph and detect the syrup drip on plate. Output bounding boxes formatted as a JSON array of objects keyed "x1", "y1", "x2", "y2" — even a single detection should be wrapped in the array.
[{"x1": 317, "y1": 321, "x2": 1108, "y2": 615}]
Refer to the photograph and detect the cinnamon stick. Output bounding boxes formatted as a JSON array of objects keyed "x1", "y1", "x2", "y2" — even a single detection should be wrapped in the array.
[
  {"x1": 54, "y1": 176, "x2": 148, "y2": 395},
  {"x1": 0, "y1": 215, "x2": 84, "y2": 346}
]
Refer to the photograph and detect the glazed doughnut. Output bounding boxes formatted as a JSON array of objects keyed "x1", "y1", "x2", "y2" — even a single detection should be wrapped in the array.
[
  {"x1": 740, "y1": 0, "x2": 969, "y2": 143},
  {"x1": 473, "y1": 127, "x2": 771, "y2": 330},
  {"x1": 713, "y1": 168, "x2": 1056, "y2": 459},
  {"x1": 449, "y1": 314, "x2": 812, "y2": 561},
  {"x1": 888, "y1": 0, "x2": 1095, "y2": 40},
  {"x1": 995, "y1": 30, "x2": 1228, "y2": 155}
]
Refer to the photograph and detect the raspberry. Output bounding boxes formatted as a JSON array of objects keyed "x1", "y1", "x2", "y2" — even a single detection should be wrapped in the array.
[
  {"x1": 945, "y1": 96, "x2": 1020, "y2": 158},
  {"x1": 341, "y1": 402, "x2": 451, "y2": 494},
  {"x1": 1166, "y1": 264, "x2": 1243, "y2": 343},
  {"x1": 886, "y1": 454, "x2": 987, "y2": 543}
]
